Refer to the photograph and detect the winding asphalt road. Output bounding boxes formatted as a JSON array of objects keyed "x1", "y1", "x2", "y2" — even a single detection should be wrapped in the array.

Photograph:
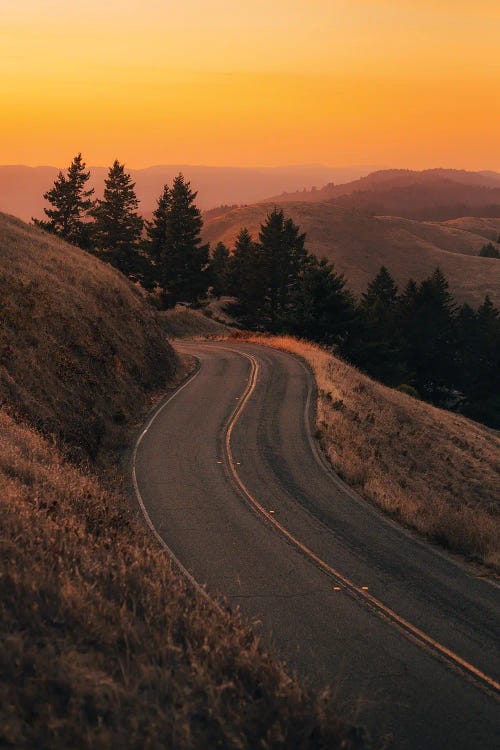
[{"x1": 133, "y1": 341, "x2": 500, "y2": 749}]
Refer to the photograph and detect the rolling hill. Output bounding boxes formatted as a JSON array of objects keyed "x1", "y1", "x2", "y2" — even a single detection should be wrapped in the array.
[
  {"x1": 270, "y1": 169, "x2": 500, "y2": 220},
  {"x1": 203, "y1": 202, "x2": 500, "y2": 306}
]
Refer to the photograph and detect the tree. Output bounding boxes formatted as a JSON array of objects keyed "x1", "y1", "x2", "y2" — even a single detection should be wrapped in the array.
[
  {"x1": 258, "y1": 208, "x2": 308, "y2": 328},
  {"x1": 148, "y1": 174, "x2": 209, "y2": 306},
  {"x1": 457, "y1": 296, "x2": 500, "y2": 427},
  {"x1": 479, "y1": 242, "x2": 500, "y2": 259},
  {"x1": 34, "y1": 153, "x2": 94, "y2": 247},
  {"x1": 92, "y1": 160, "x2": 144, "y2": 280},
  {"x1": 356, "y1": 267, "x2": 405, "y2": 384},
  {"x1": 208, "y1": 242, "x2": 230, "y2": 298},
  {"x1": 227, "y1": 228, "x2": 265, "y2": 326},
  {"x1": 290, "y1": 256, "x2": 357, "y2": 349},
  {"x1": 398, "y1": 268, "x2": 457, "y2": 401}
]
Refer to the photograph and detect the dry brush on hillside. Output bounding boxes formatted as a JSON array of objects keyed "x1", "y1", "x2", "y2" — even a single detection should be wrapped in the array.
[
  {"x1": 0, "y1": 410, "x2": 361, "y2": 750},
  {"x1": 234, "y1": 334, "x2": 500, "y2": 571}
]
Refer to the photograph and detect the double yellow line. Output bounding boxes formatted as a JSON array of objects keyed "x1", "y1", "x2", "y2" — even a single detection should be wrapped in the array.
[{"x1": 221, "y1": 346, "x2": 500, "y2": 702}]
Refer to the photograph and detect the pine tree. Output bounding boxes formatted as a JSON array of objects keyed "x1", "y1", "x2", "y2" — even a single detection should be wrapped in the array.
[
  {"x1": 143, "y1": 184, "x2": 171, "y2": 290},
  {"x1": 258, "y1": 208, "x2": 308, "y2": 328},
  {"x1": 227, "y1": 228, "x2": 265, "y2": 326},
  {"x1": 457, "y1": 296, "x2": 500, "y2": 427},
  {"x1": 398, "y1": 268, "x2": 457, "y2": 401},
  {"x1": 479, "y1": 242, "x2": 500, "y2": 258},
  {"x1": 208, "y1": 242, "x2": 230, "y2": 298},
  {"x1": 92, "y1": 160, "x2": 144, "y2": 280},
  {"x1": 34, "y1": 153, "x2": 94, "y2": 247},
  {"x1": 291, "y1": 256, "x2": 357, "y2": 349},
  {"x1": 146, "y1": 184, "x2": 170, "y2": 261},
  {"x1": 152, "y1": 174, "x2": 209, "y2": 305},
  {"x1": 358, "y1": 267, "x2": 404, "y2": 384}
]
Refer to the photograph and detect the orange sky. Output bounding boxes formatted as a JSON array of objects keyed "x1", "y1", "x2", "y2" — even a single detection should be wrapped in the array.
[{"x1": 1, "y1": 1, "x2": 499, "y2": 169}]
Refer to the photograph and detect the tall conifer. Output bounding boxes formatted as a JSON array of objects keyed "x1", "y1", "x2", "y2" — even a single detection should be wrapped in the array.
[{"x1": 34, "y1": 153, "x2": 94, "y2": 247}]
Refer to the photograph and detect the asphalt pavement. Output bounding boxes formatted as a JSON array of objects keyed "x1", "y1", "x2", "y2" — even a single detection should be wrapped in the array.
[{"x1": 133, "y1": 341, "x2": 500, "y2": 749}]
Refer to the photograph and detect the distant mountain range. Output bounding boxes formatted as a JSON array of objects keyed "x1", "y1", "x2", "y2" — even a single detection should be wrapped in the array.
[
  {"x1": 270, "y1": 169, "x2": 500, "y2": 220},
  {"x1": 0, "y1": 164, "x2": 379, "y2": 222}
]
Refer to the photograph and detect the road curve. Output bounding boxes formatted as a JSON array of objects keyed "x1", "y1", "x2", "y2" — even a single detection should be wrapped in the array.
[{"x1": 133, "y1": 341, "x2": 500, "y2": 749}]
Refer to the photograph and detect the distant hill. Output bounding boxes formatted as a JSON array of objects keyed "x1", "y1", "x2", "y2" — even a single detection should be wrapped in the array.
[
  {"x1": 269, "y1": 169, "x2": 500, "y2": 220},
  {"x1": 203, "y1": 202, "x2": 500, "y2": 307},
  {"x1": 0, "y1": 163, "x2": 379, "y2": 222}
]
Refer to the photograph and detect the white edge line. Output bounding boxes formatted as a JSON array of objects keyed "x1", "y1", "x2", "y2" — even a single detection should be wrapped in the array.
[{"x1": 131, "y1": 359, "x2": 223, "y2": 612}]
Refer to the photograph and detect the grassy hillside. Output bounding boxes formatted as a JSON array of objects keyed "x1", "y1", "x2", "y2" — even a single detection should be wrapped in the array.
[
  {"x1": 203, "y1": 202, "x2": 500, "y2": 306},
  {"x1": 0, "y1": 215, "x2": 361, "y2": 749},
  {"x1": 234, "y1": 334, "x2": 500, "y2": 571},
  {"x1": 0, "y1": 213, "x2": 175, "y2": 459},
  {"x1": 158, "y1": 305, "x2": 231, "y2": 339}
]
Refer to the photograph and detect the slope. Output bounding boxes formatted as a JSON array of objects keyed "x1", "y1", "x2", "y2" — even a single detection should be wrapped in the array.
[
  {"x1": 0, "y1": 213, "x2": 176, "y2": 458},
  {"x1": 203, "y1": 202, "x2": 500, "y2": 306}
]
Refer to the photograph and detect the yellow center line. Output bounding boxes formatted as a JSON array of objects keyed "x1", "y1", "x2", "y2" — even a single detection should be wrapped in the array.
[{"x1": 220, "y1": 345, "x2": 500, "y2": 701}]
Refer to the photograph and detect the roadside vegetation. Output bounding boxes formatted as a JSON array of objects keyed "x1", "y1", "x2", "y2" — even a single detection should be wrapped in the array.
[
  {"x1": 233, "y1": 333, "x2": 500, "y2": 571},
  {"x1": 0, "y1": 213, "x2": 365, "y2": 749}
]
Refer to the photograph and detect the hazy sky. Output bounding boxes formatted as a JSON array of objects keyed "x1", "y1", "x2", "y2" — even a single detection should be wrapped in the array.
[{"x1": 1, "y1": 1, "x2": 499, "y2": 168}]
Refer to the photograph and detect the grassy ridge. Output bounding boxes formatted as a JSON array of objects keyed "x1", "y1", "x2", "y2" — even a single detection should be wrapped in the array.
[
  {"x1": 0, "y1": 213, "x2": 175, "y2": 459},
  {"x1": 0, "y1": 215, "x2": 362, "y2": 749},
  {"x1": 234, "y1": 334, "x2": 500, "y2": 571}
]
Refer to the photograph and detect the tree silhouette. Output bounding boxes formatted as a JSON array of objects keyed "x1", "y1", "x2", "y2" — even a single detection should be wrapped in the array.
[
  {"x1": 92, "y1": 160, "x2": 144, "y2": 280},
  {"x1": 34, "y1": 153, "x2": 94, "y2": 247},
  {"x1": 208, "y1": 242, "x2": 230, "y2": 298},
  {"x1": 258, "y1": 208, "x2": 308, "y2": 328},
  {"x1": 291, "y1": 256, "x2": 357, "y2": 349},
  {"x1": 228, "y1": 228, "x2": 265, "y2": 325},
  {"x1": 146, "y1": 174, "x2": 209, "y2": 306}
]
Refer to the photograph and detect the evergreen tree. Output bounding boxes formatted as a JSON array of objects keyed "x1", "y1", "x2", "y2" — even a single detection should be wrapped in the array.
[
  {"x1": 291, "y1": 256, "x2": 357, "y2": 349},
  {"x1": 357, "y1": 267, "x2": 404, "y2": 384},
  {"x1": 143, "y1": 184, "x2": 171, "y2": 290},
  {"x1": 34, "y1": 153, "x2": 94, "y2": 247},
  {"x1": 227, "y1": 228, "x2": 265, "y2": 326},
  {"x1": 479, "y1": 242, "x2": 500, "y2": 258},
  {"x1": 258, "y1": 208, "x2": 308, "y2": 328},
  {"x1": 208, "y1": 242, "x2": 230, "y2": 298},
  {"x1": 152, "y1": 174, "x2": 209, "y2": 305},
  {"x1": 92, "y1": 160, "x2": 144, "y2": 280},
  {"x1": 398, "y1": 268, "x2": 457, "y2": 401},
  {"x1": 146, "y1": 184, "x2": 170, "y2": 261},
  {"x1": 457, "y1": 296, "x2": 500, "y2": 427}
]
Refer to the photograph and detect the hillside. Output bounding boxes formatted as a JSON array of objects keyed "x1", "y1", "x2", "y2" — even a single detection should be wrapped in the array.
[
  {"x1": 203, "y1": 202, "x2": 500, "y2": 306},
  {"x1": 270, "y1": 169, "x2": 500, "y2": 220},
  {"x1": 0, "y1": 163, "x2": 377, "y2": 222},
  {"x1": 234, "y1": 334, "x2": 500, "y2": 570},
  {"x1": 0, "y1": 214, "x2": 360, "y2": 749},
  {"x1": 0, "y1": 213, "x2": 176, "y2": 458}
]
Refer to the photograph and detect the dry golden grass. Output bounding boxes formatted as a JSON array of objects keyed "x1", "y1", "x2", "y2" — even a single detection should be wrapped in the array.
[
  {"x1": 0, "y1": 215, "x2": 363, "y2": 749},
  {"x1": 235, "y1": 334, "x2": 500, "y2": 571},
  {"x1": 0, "y1": 410, "x2": 361, "y2": 750},
  {"x1": 158, "y1": 305, "x2": 231, "y2": 339},
  {"x1": 0, "y1": 213, "x2": 175, "y2": 459},
  {"x1": 203, "y1": 202, "x2": 500, "y2": 306}
]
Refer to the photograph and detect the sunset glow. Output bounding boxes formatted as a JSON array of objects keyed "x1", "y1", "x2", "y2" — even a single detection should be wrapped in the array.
[{"x1": 1, "y1": 0, "x2": 499, "y2": 168}]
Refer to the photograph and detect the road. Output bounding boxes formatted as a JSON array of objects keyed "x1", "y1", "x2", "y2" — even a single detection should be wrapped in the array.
[{"x1": 133, "y1": 341, "x2": 500, "y2": 749}]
